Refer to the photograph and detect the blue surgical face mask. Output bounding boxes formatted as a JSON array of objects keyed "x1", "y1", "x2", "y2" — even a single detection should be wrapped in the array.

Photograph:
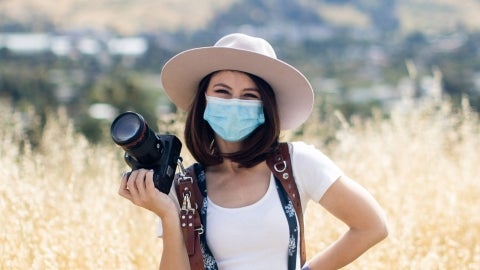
[{"x1": 203, "y1": 96, "x2": 265, "y2": 142}]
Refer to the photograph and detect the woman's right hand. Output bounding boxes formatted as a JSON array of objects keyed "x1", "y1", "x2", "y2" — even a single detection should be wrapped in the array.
[
  {"x1": 119, "y1": 169, "x2": 191, "y2": 269},
  {"x1": 118, "y1": 169, "x2": 177, "y2": 219}
]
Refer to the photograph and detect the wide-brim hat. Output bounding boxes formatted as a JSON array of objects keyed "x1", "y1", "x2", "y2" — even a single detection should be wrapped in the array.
[{"x1": 160, "y1": 33, "x2": 314, "y2": 130}]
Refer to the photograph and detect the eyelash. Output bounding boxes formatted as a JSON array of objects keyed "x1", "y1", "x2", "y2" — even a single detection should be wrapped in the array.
[
  {"x1": 213, "y1": 89, "x2": 260, "y2": 99},
  {"x1": 214, "y1": 89, "x2": 229, "y2": 94},
  {"x1": 244, "y1": 93, "x2": 260, "y2": 99}
]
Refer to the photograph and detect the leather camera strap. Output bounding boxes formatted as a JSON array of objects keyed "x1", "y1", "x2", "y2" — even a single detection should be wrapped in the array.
[
  {"x1": 266, "y1": 142, "x2": 306, "y2": 266},
  {"x1": 175, "y1": 166, "x2": 205, "y2": 270}
]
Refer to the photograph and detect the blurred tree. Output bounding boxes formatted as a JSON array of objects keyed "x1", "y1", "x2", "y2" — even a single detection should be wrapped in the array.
[
  {"x1": 80, "y1": 68, "x2": 161, "y2": 142},
  {"x1": 87, "y1": 68, "x2": 159, "y2": 121},
  {"x1": 0, "y1": 62, "x2": 58, "y2": 112}
]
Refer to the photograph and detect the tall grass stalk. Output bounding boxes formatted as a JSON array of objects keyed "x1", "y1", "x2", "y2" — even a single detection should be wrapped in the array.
[{"x1": 1, "y1": 98, "x2": 479, "y2": 269}]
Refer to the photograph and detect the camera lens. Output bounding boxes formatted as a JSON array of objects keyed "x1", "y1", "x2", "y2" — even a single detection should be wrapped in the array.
[
  {"x1": 110, "y1": 111, "x2": 183, "y2": 194},
  {"x1": 111, "y1": 112, "x2": 145, "y2": 146},
  {"x1": 111, "y1": 111, "x2": 164, "y2": 167}
]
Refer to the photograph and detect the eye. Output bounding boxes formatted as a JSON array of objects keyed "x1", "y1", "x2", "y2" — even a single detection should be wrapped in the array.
[
  {"x1": 243, "y1": 91, "x2": 261, "y2": 100},
  {"x1": 214, "y1": 88, "x2": 230, "y2": 95},
  {"x1": 209, "y1": 83, "x2": 232, "y2": 97},
  {"x1": 211, "y1": 89, "x2": 232, "y2": 98}
]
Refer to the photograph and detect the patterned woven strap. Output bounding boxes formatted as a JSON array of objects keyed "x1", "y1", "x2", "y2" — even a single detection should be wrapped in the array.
[{"x1": 266, "y1": 142, "x2": 306, "y2": 266}]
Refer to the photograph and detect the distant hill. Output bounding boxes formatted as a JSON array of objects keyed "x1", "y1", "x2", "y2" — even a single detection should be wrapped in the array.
[
  {"x1": 0, "y1": 0, "x2": 237, "y2": 34},
  {"x1": 1, "y1": 0, "x2": 480, "y2": 35}
]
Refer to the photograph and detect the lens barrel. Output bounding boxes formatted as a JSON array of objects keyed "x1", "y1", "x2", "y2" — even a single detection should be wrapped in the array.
[
  {"x1": 111, "y1": 112, "x2": 146, "y2": 146},
  {"x1": 111, "y1": 112, "x2": 163, "y2": 167},
  {"x1": 111, "y1": 111, "x2": 183, "y2": 194}
]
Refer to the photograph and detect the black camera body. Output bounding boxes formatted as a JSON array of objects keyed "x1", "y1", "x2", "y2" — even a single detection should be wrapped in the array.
[{"x1": 111, "y1": 112, "x2": 182, "y2": 194}]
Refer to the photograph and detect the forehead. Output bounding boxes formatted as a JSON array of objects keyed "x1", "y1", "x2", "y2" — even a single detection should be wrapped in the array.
[{"x1": 209, "y1": 70, "x2": 256, "y2": 86}]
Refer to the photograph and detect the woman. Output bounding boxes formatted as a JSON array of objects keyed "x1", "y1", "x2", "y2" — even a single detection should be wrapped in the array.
[{"x1": 119, "y1": 33, "x2": 388, "y2": 270}]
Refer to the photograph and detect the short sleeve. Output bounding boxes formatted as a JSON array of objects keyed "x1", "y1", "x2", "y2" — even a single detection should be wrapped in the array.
[{"x1": 290, "y1": 141, "x2": 343, "y2": 208}]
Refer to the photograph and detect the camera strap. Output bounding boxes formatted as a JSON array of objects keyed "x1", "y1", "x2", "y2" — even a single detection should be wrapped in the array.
[
  {"x1": 175, "y1": 166, "x2": 205, "y2": 270},
  {"x1": 266, "y1": 142, "x2": 306, "y2": 267},
  {"x1": 174, "y1": 142, "x2": 304, "y2": 269}
]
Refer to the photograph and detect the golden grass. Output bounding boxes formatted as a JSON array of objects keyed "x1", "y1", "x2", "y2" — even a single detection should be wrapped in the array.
[
  {"x1": 1, "y1": 98, "x2": 479, "y2": 269},
  {"x1": 303, "y1": 98, "x2": 480, "y2": 269}
]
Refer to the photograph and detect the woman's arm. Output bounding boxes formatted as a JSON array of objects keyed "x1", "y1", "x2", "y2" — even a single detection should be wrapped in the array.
[
  {"x1": 307, "y1": 175, "x2": 389, "y2": 270},
  {"x1": 118, "y1": 169, "x2": 190, "y2": 270}
]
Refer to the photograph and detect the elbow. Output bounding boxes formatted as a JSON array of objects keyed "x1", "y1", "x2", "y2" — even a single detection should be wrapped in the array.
[
  {"x1": 359, "y1": 221, "x2": 388, "y2": 249},
  {"x1": 376, "y1": 221, "x2": 389, "y2": 242},
  {"x1": 372, "y1": 215, "x2": 389, "y2": 243},
  {"x1": 359, "y1": 214, "x2": 389, "y2": 246},
  {"x1": 350, "y1": 218, "x2": 389, "y2": 247}
]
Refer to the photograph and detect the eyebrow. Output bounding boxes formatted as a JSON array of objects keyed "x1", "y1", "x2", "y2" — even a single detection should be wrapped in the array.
[
  {"x1": 213, "y1": 83, "x2": 232, "y2": 89},
  {"x1": 213, "y1": 83, "x2": 259, "y2": 92}
]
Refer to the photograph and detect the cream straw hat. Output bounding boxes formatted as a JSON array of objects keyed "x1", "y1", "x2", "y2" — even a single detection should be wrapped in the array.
[{"x1": 161, "y1": 33, "x2": 314, "y2": 130}]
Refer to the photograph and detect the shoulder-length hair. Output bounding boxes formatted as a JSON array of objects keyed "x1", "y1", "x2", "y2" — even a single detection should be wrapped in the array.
[{"x1": 184, "y1": 71, "x2": 280, "y2": 168}]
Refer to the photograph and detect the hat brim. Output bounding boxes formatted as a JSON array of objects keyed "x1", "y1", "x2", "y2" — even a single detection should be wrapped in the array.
[{"x1": 161, "y1": 47, "x2": 314, "y2": 130}]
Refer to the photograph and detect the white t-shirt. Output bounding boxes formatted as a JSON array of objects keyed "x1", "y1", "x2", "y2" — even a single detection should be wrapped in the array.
[{"x1": 158, "y1": 141, "x2": 343, "y2": 270}]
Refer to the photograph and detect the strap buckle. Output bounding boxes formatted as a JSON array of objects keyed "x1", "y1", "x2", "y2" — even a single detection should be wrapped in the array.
[{"x1": 273, "y1": 160, "x2": 289, "y2": 180}]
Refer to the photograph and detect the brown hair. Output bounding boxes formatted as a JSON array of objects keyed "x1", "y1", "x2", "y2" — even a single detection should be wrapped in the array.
[{"x1": 184, "y1": 71, "x2": 280, "y2": 168}]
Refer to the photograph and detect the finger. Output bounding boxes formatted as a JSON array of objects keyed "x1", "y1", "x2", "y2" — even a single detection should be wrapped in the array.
[
  {"x1": 145, "y1": 170, "x2": 158, "y2": 195},
  {"x1": 118, "y1": 172, "x2": 132, "y2": 199},
  {"x1": 136, "y1": 170, "x2": 150, "y2": 198},
  {"x1": 132, "y1": 169, "x2": 150, "y2": 202},
  {"x1": 127, "y1": 170, "x2": 139, "y2": 189},
  {"x1": 133, "y1": 169, "x2": 148, "y2": 190},
  {"x1": 126, "y1": 170, "x2": 141, "y2": 199}
]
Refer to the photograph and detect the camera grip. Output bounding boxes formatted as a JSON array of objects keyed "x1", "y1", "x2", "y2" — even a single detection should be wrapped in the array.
[{"x1": 153, "y1": 171, "x2": 174, "y2": 194}]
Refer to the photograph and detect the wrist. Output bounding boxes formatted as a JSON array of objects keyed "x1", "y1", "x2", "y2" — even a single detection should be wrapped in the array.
[
  {"x1": 151, "y1": 193, "x2": 179, "y2": 219},
  {"x1": 160, "y1": 208, "x2": 180, "y2": 224}
]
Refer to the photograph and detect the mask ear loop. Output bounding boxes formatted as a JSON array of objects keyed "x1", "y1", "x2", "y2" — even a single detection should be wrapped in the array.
[
  {"x1": 209, "y1": 138, "x2": 222, "y2": 161},
  {"x1": 209, "y1": 139, "x2": 215, "y2": 155}
]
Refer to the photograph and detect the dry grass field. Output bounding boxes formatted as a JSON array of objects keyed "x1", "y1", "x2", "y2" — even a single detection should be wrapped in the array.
[{"x1": 1, "y1": 98, "x2": 479, "y2": 269}]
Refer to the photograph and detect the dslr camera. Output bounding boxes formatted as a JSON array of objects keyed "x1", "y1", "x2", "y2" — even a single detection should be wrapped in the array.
[{"x1": 110, "y1": 111, "x2": 182, "y2": 194}]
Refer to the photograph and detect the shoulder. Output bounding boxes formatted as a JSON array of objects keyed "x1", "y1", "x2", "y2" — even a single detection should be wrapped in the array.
[
  {"x1": 289, "y1": 141, "x2": 334, "y2": 165},
  {"x1": 289, "y1": 140, "x2": 343, "y2": 176},
  {"x1": 287, "y1": 141, "x2": 344, "y2": 204}
]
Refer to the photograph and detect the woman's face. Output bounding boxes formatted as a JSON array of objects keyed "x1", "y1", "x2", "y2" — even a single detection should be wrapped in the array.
[{"x1": 205, "y1": 70, "x2": 262, "y2": 101}]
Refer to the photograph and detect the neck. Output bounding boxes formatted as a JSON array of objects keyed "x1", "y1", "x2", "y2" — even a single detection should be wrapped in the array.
[
  {"x1": 215, "y1": 136, "x2": 242, "y2": 154},
  {"x1": 209, "y1": 157, "x2": 269, "y2": 176},
  {"x1": 211, "y1": 158, "x2": 243, "y2": 174}
]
